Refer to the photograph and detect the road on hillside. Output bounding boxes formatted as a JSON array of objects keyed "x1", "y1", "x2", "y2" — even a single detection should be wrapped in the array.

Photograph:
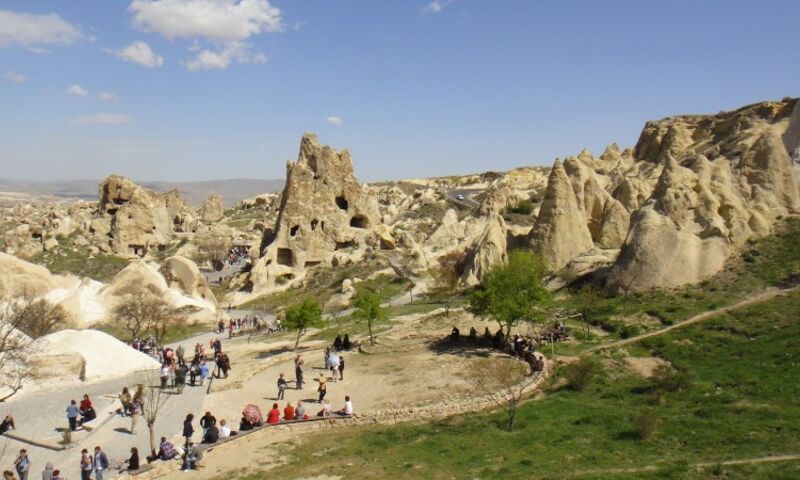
[{"x1": 445, "y1": 188, "x2": 483, "y2": 209}]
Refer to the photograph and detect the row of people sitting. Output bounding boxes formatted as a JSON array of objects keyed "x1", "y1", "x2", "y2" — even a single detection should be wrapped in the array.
[{"x1": 239, "y1": 396, "x2": 354, "y2": 431}]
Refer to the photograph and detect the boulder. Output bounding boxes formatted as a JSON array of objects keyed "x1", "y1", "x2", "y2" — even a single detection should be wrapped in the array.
[{"x1": 161, "y1": 256, "x2": 217, "y2": 306}]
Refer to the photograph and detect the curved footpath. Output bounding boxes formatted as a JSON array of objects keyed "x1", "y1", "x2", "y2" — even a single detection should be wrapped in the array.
[{"x1": 117, "y1": 353, "x2": 552, "y2": 479}]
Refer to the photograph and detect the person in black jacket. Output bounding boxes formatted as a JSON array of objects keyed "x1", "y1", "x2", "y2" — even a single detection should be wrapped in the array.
[
  {"x1": 182, "y1": 414, "x2": 194, "y2": 443},
  {"x1": 126, "y1": 447, "x2": 139, "y2": 472},
  {"x1": 199, "y1": 412, "x2": 216, "y2": 436}
]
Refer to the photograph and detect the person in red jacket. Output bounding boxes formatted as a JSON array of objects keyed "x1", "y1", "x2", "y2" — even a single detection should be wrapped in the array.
[
  {"x1": 267, "y1": 403, "x2": 281, "y2": 424},
  {"x1": 283, "y1": 402, "x2": 295, "y2": 421}
]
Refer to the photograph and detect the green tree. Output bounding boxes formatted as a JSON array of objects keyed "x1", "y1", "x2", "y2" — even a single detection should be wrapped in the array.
[
  {"x1": 352, "y1": 288, "x2": 386, "y2": 345},
  {"x1": 428, "y1": 251, "x2": 463, "y2": 316},
  {"x1": 283, "y1": 298, "x2": 323, "y2": 349},
  {"x1": 467, "y1": 250, "x2": 551, "y2": 338}
]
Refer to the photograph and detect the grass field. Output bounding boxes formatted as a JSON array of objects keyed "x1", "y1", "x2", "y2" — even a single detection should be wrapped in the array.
[
  {"x1": 227, "y1": 289, "x2": 800, "y2": 480},
  {"x1": 219, "y1": 218, "x2": 800, "y2": 480}
]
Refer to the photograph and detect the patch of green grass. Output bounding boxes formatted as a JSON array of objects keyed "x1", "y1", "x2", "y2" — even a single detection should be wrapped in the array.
[
  {"x1": 229, "y1": 290, "x2": 800, "y2": 480},
  {"x1": 95, "y1": 320, "x2": 210, "y2": 344},
  {"x1": 29, "y1": 233, "x2": 130, "y2": 282},
  {"x1": 562, "y1": 217, "x2": 800, "y2": 349}
]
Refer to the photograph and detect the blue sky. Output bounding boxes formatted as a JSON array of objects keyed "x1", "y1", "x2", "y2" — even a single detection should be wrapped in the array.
[{"x1": 1, "y1": 0, "x2": 798, "y2": 183}]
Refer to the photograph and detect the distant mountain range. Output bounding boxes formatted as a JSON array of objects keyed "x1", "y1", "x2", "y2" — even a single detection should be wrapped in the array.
[{"x1": 0, "y1": 177, "x2": 285, "y2": 207}]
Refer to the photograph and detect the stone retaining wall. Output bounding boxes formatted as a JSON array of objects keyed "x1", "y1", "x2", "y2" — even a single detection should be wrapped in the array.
[{"x1": 120, "y1": 356, "x2": 551, "y2": 479}]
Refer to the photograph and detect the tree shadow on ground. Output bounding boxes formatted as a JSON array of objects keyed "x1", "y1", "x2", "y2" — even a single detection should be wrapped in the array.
[
  {"x1": 254, "y1": 347, "x2": 295, "y2": 359},
  {"x1": 426, "y1": 338, "x2": 495, "y2": 358}
]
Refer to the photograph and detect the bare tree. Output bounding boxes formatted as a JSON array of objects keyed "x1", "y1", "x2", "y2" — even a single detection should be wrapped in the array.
[
  {"x1": 472, "y1": 357, "x2": 530, "y2": 431},
  {"x1": 428, "y1": 252, "x2": 463, "y2": 316},
  {"x1": 195, "y1": 229, "x2": 232, "y2": 271},
  {"x1": 0, "y1": 297, "x2": 35, "y2": 402},
  {"x1": 10, "y1": 291, "x2": 72, "y2": 339},
  {"x1": 113, "y1": 287, "x2": 181, "y2": 344},
  {"x1": 138, "y1": 370, "x2": 170, "y2": 457}
]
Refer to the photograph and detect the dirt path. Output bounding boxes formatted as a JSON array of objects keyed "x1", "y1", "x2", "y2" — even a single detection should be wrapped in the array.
[
  {"x1": 564, "y1": 453, "x2": 800, "y2": 478},
  {"x1": 587, "y1": 286, "x2": 800, "y2": 353}
]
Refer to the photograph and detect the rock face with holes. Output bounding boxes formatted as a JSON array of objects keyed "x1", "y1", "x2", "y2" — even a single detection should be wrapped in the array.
[
  {"x1": 245, "y1": 133, "x2": 381, "y2": 294},
  {"x1": 91, "y1": 176, "x2": 195, "y2": 258}
]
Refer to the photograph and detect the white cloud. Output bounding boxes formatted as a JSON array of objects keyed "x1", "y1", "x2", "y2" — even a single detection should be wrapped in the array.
[
  {"x1": 129, "y1": 0, "x2": 283, "y2": 41},
  {"x1": 111, "y1": 41, "x2": 164, "y2": 68},
  {"x1": 185, "y1": 41, "x2": 265, "y2": 71},
  {"x1": 0, "y1": 9, "x2": 83, "y2": 50},
  {"x1": 71, "y1": 113, "x2": 134, "y2": 125},
  {"x1": 4, "y1": 71, "x2": 26, "y2": 84},
  {"x1": 326, "y1": 116, "x2": 343, "y2": 126},
  {"x1": 66, "y1": 84, "x2": 89, "y2": 97},
  {"x1": 99, "y1": 92, "x2": 119, "y2": 102},
  {"x1": 421, "y1": 0, "x2": 455, "y2": 14}
]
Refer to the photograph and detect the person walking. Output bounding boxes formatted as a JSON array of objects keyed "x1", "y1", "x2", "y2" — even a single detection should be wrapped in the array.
[
  {"x1": 66, "y1": 400, "x2": 80, "y2": 431},
  {"x1": 338, "y1": 355, "x2": 345, "y2": 381},
  {"x1": 13, "y1": 449, "x2": 29, "y2": 480},
  {"x1": 183, "y1": 414, "x2": 195, "y2": 445},
  {"x1": 93, "y1": 446, "x2": 108, "y2": 480},
  {"x1": 79, "y1": 449, "x2": 92, "y2": 480},
  {"x1": 317, "y1": 373, "x2": 327, "y2": 403},
  {"x1": 199, "y1": 361, "x2": 209, "y2": 385},
  {"x1": 40, "y1": 462, "x2": 54, "y2": 480},
  {"x1": 176, "y1": 345, "x2": 185, "y2": 365},
  {"x1": 277, "y1": 373, "x2": 288, "y2": 400},
  {"x1": 294, "y1": 354, "x2": 304, "y2": 389}
]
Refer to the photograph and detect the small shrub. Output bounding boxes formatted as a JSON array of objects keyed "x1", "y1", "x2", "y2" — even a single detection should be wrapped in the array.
[
  {"x1": 506, "y1": 200, "x2": 534, "y2": 215},
  {"x1": 633, "y1": 410, "x2": 660, "y2": 440},
  {"x1": 619, "y1": 324, "x2": 641, "y2": 339},
  {"x1": 651, "y1": 365, "x2": 691, "y2": 392},
  {"x1": 563, "y1": 357, "x2": 601, "y2": 392}
]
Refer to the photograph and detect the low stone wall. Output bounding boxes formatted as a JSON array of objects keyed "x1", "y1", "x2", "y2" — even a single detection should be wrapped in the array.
[{"x1": 120, "y1": 357, "x2": 551, "y2": 479}]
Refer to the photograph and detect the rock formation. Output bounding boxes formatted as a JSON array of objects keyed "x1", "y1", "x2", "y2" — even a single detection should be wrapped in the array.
[
  {"x1": 528, "y1": 160, "x2": 594, "y2": 271},
  {"x1": 245, "y1": 134, "x2": 381, "y2": 294},
  {"x1": 562, "y1": 156, "x2": 629, "y2": 248},
  {"x1": 200, "y1": 194, "x2": 225, "y2": 223},
  {"x1": 91, "y1": 176, "x2": 196, "y2": 257},
  {"x1": 161, "y1": 256, "x2": 217, "y2": 306},
  {"x1": 608, "y1": 99, "x2": 800, "y2": 292},
  {"x1": 460, "y1": 213, "x2": 508, "y2": 286}
]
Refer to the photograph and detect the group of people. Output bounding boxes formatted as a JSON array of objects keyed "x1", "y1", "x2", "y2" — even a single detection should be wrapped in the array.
[
  {"x1": 4, "y1": 445, "x2": 114, "y2": 480},
  {"x1": 221, "y1": 246, "x2": 249, "y2": 270},
  {"x1": 451, "y1": 326, "x2": 546, "y2": 374},
  {"x1": 331, "y1": 334, "x2": 353, "y2": 351},
  {"x1": 65, "y1": 395, "x2": 97, "y2": 432}
]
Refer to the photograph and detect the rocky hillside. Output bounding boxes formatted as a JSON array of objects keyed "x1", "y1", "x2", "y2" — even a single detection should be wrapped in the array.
[{"x1": 1, "y1": 98, "x2": 798, "y2": 307}]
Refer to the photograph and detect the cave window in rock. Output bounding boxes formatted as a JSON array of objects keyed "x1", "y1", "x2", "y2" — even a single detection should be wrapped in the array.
[
  {"x1": 304, "y1": 260, "x2": 321, "y2": 268},
  {"x1": 311, "y1": 219, "x2": 319, "y2": 231},
  {"x1": 335, "y1": 240, "x2": 357, "y2": 250},
  {"x1": 129, "y1": 244, "x2": 146, "y2": 258},
  {"x1": 262, "y1": 228, "x2": 276, "y2": 248},
  {"x1": 350, "y1": 214, "x2": 369, "y2": 229},
  {"x1": 107, "y1": 208, "x2": 118, "y2": 216},
  {"x1": 290, "y1": 225, "x2": 300, "y2": 237},
  {"x1": 113, "y1": 198, "x2": 127, "y2": 206},
  {"x1": 335, "y1": 196, "x2": 349, "y2": 210},
  {"x1": 320, "y1": 221, "x2": 325, "y2": 231},
  {"x1": 277, "y1": 248, "x2": 294, "y2": 266}
]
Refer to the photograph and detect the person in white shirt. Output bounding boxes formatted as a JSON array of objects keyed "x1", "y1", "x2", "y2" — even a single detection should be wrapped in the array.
[
  {"x1": 338, "y1": 395, "x2": 353, "y2": 416},
  {"x1": 218, "y1": 419, "x2": 231, "y2": 439}
]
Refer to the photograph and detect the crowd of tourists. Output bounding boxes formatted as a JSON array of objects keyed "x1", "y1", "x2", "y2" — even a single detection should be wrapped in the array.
[
  {"x1": 450, "y1": 325, "x2": 548, "y2": 374},
  {"x1": 3, "y1": 445, "x2": 114, "y2": 480},
  {"x1": 221, "y1": 246, "x2": 249, "y2": 270}
]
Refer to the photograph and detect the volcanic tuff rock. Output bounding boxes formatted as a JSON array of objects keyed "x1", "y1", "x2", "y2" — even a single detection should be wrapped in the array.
[
  {"x1": 563, "y1": 156, "x2": 629, "y2": 248},
  {"x1": 245, "y1": 133, "x2": 381, "y2": 294},
  {"x1": 529, "y1": 160, "x2": 594, "y2": 272},
  {"x1": 200, "y1": 194, "x2": 225, "y2": 223},
  {"x1": 460, "y1": 213, "x2": 508, "y2": 286},
  {"x1": 161, "y1": 255, "x2": 217, "y2": 306},
  {"x1": 608, "y1": 99, "x2": 800, "y2": 292}
]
